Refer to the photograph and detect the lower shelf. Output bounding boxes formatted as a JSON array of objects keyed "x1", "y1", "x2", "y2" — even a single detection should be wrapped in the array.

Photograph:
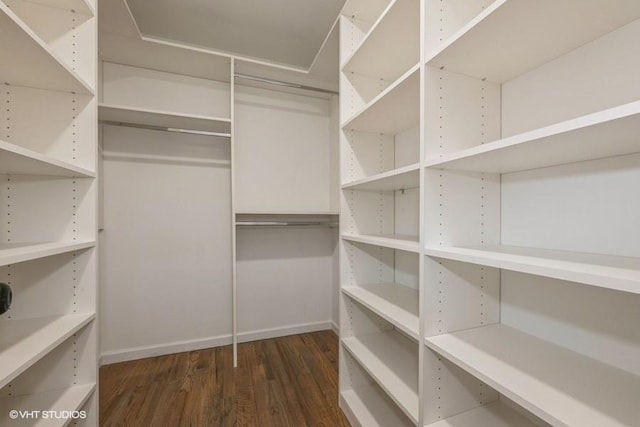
[
  {"x1": 343, "y1": 332, "x2": 418, "y2": 424},
  {"x1": 340, "y1": 386, "x2": 414, "y2": 427},
  {"x1": 0, "y1": 383, "x2": 95, "y2": 427},
  {"x1": 425, "y1": 324, "x2": 640, "y2": 426},
  {"x1": 342, "y1": 233, "x2": 420, "y2": 253},
  {"x1": 0, "y1": 314, "x2": 96, "y2": 389},
  {"x1": 427, "y1": 400, "x2": 540, "y2": 427}
]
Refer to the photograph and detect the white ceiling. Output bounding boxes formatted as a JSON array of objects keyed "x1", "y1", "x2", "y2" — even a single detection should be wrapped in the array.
[{"x1": 126, "y1": 0, "x2": 345, "y2": 69}]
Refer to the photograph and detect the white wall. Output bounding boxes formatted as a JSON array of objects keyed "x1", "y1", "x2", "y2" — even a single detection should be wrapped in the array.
[{"x1": 100, "y1": 125, "x2": 232, "y2": 363}]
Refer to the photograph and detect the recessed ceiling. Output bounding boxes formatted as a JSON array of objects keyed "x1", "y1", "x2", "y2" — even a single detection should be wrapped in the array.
[{"x1": 126, "y1": 0, "x2": 345, "y2": 69}]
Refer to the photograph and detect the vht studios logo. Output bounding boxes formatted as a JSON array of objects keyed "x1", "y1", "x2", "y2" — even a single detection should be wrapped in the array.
[{"x1": 9, "y1": 410, "x2": 87, "y2": 420}]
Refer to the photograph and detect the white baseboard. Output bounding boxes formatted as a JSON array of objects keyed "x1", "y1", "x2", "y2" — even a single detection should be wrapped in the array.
[
  {"x1": 331, "y1": 320, "x2": 339, "y2": 335},
  {"x1": 100, "y1": 320, "x2": 334, "y2": 366}
]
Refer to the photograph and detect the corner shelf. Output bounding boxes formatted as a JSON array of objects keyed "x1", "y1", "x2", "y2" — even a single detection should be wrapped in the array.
[
  {"x1": 343, "y1": 332, "x2": 419, "y2": 425},
  {"x1": 342, "y1": 284, "x2": 419, "y2": 341},
  {"x1": 0, "y1": 241, "x2": 95, "y2": 267},
  {"x1": 343, "y1": 233, "x2": 420, "y2": 253},
  {"x1": 342, "y1": 0, "x2": 419, "y2": 82},
  {"x1": 0, "y1": 3, "x2": 94, "y2": 94},
  {"x1": 425, "y1": 100, "x2": 640, "y2": 173},
  {"x1": 427, "y1": 400, "x2": 539, "y2": 427},
  {"x1": 424, "y1": 245, "x2": 640, "y2": 295},
  {"x1": 425, "y1": 0, "x2": 640, "y2": 82},
  {"x1": 0, "y1": 313, "x2": 96, "y2": 389},
  {"x1": 0, "y1": 139, "x2": 95, "y2": 178},
  {"x1": 425, "y1": 324, "x2": 640, "y2": 426},
  {"x1": 342, "y1": 64, "x2": 419, "y2": 134},
  {"x1": 0, "y1": 383, "x2": 96, "y2": 427},
  {"x1": 99, "y1": 104, "x2": 232, "y2": 134}
]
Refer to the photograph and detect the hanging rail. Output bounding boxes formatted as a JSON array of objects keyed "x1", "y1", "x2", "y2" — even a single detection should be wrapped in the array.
[
  {"x1": 99, "y1": 120, "x2": 232, "y2": 138},
  {"x1": 236, "y1": 221, "x2": 338, "y2": 227},
  {"x1": 234, "y1": 73, "x2": 339, "y2": 95}
]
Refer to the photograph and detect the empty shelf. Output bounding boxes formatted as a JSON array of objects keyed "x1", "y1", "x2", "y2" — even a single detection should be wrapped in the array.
[
  {"x1": 99, "y1": 104, "x2": 232, "y2": 134},
  {"x1": 342, "y1": 163, "x2": 420, "y2": 192},
  {"x1": 0, "y1": 383, "x2": 96, "y2": 427},
  {"x1": 0, "y1": 3, "x2": 94, "y2": 94},
  {"x1": 427, "y1": 400, "x2": 539, "y2": 427},
  {"x1": 341, "y1": 386, "x2": 415, "y2": 427},
  {"x1": 425, "y1": 0, "x2": 640, "y2": 83},
  {"x1": 0, "y1": 139, "x2": 95, "y2": 178},
  {"x1": 343, "y1": 234, "x2": 420, "y2": 253},
  {"x1": 343, "y1": 332, "x2": 419, "y2": 424},
  {"x1": 425, "y1": 100, "x2": 640, "y2": 173},
  {"x1": 30, "y1": 0, "x2": 94, "y2": 16},
  {"x1": 0, "y1": 241, "x2": 95, "y2": 267},
  {"x1": 343, "y1": 64, "x2": 420, "y2": 134},
  {"x1": 425, "y1": 324, "x2": 640, "y2": 426},
  {"x1": 343, "y1": 0, "x2": 419, "y2": 82},
  {"x1": 424, "y1": 245, "x2": 640, "y2": 295},
  {"x1": 342, "y1": 284, "x2": 419, "y2": 340},
  {"x1": 0, "y1": 314, "x2": 96, "y2": 388}
]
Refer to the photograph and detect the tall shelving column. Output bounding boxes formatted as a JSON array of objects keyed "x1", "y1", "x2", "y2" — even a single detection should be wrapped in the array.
[
  {"x1": 338, "y1": 0, "x2": 422, "y2": 425},
  {"x1": 422, "y1": 1, "x2": 640, "y2": 426},
  {"x1": 0, "y1": 0, "x2": 98, "y2": 424}
]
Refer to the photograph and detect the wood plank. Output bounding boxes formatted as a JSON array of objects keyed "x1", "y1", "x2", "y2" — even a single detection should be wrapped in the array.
[{"x1": 99, "y1": 331, "x2": 348, "y2": 426}]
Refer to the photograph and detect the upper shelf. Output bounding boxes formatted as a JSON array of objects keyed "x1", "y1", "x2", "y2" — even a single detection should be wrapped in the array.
[
  {"x1": 343, "y1": 233, "x2": 420, "y2": 253},
  {"x1": 426, "y1": 100, "x2": 640, "y2": 173},
  {"x1": 342, "y1": 283, "x2": 419, "y2": 341},
  {"x1": 0, "y1": 314, "x2": 95, "y2": 389},
  {"x1": 0, "y1": 139, "x2": 95, "y2": 178},
  {"x1": 342, "y1": 163, "x2": 420, "y2": 192},
  {"x1": 99, "y1": 104, "x2": 232, "y2": 134},
  {"x1": 425, "y1": 324, "x2": 640, "y2": 426},
  {"x1": 0, "y1": 3, "x2": 94, "y2": 94},
  {"x1": 343, "y1": 0, "x2": 419, "y2": 82},
  {"x1": 424, "y1": 245, "x2": 640, "y2": 295},
  {"x1": 343, "y1": 64, "x2": 419, "y2": 134},
  {"x1": 0, "y1": 241, "x2": 95, "y2": 267},
  {"x1": 425, "y1": 0, "x2": 640, "y2": 83},
  {"x1": 31, "y1": 0, "x2": 94, "y2": 16}
]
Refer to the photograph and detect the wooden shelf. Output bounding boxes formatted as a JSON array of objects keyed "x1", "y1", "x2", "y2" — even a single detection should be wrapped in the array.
[
  {"x1": 343, "y1": 0, "x2": 419, "y2": 82},
  {"x1": 426, "y1": 100, "x2": 640, "y2": 173},
  {"x1": 342, "y1": 284, "x2": 419, "y2": 341},
  {"x1": 342, "y1": 163, "x2": 420, "y2": 192},
  {"x1": 0, "y1": 139, "x2": 95, "y2": 178},
  {"x1": 0, "y1": 314, "x2": 95, "y2": 389},
  {"x1": 425, "y1": 0, "x2": 640, "y2": 83},
  {"x1": 425, "y1": 324, "x2": 640, "y2": 426},
  {"x1": 0, "y1": 383, "x2": 96, "y2": 427},
  {"x1": 340, "y1": 386, "x2": 415, "y2": 427},
  {"x1": 427, "y1": 400, "x2": 539, "y2": 427},
  {"x1": 99, "y1": 104, "x2": 232, "y2": 134},
  {"x1": 424, "y1": 245, "x2": 640, "y2": 295},
  {"x1": 343, "y1": 233, "x2": 420, "y2": 253},
  {"x1": 343, "y1": 332, "x2": 419, "y2": 424},
  {"x1": 0, "y1": 241, "x2": 95, "y2": 267},
  {"x1": 0, "y1": 3, "x2": 94, "y2": 94},
  {"x1": 343, "y1": 64, "x2": 419, "y2": 134}
]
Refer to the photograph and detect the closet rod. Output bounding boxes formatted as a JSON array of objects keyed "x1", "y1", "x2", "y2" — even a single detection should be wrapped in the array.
[
  {"x1": 99, "y1": 120, "x2": 232, "y2": 138},
  {"x1": 236, "y1": 221, "x2": 338, "y2": 227},
  {"x1": 234, "y1": 73, "x2": 339, "y2": 95}
]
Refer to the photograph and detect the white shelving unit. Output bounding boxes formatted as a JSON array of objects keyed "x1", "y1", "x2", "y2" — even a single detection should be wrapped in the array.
[
  {"x1": 0, "y1": 0, "x2": 98, "y2": 423},
  {"x1": 341, "y1": 0, "x2": 640, "y2": 425},
  {"x1": 339, "y1": 1, "x2": 421, "y2": 425}
]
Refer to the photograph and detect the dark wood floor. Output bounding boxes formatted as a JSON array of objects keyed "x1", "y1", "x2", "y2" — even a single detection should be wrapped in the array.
[{"x1": 99, "y1": 331, "x2": 350, "y2": 426}]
